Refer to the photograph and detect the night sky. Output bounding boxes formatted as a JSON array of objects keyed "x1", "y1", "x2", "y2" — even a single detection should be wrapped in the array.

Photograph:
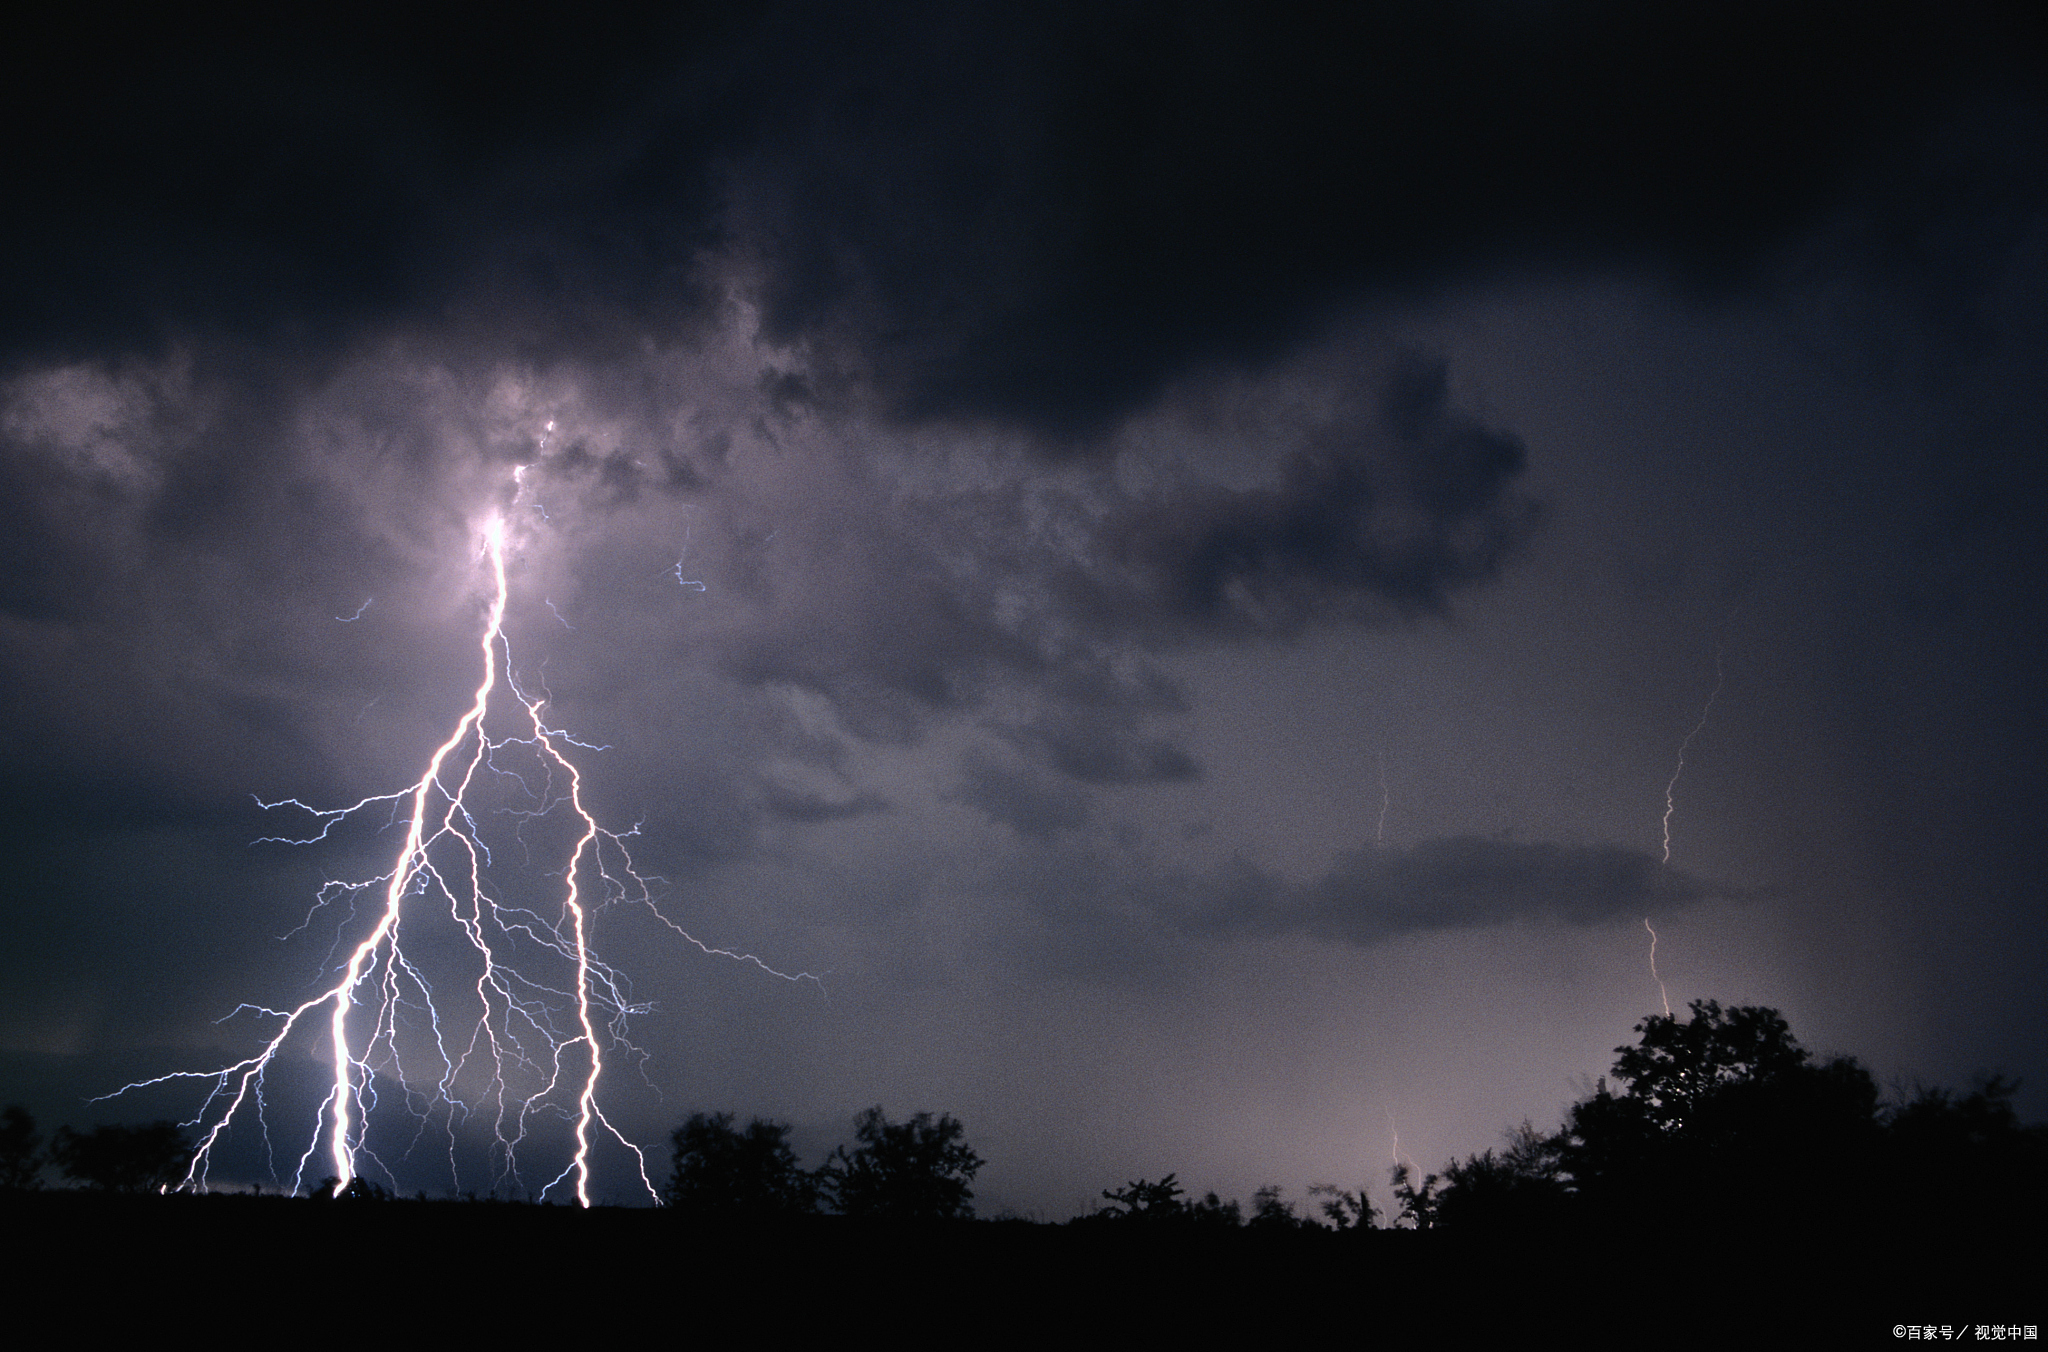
[{"x1": 2, "y1": 3, "x2": 2042, "y2": 1215}]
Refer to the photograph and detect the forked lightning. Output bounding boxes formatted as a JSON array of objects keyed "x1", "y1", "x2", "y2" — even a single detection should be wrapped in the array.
[{"x1": 116, "y1": 497, "x2": 815, "y2": 1205}]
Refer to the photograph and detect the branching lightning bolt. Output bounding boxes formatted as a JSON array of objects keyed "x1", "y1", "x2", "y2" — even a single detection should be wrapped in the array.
[{"x1": 115, "y1": 504, "x2": 820, "y2": 1205}]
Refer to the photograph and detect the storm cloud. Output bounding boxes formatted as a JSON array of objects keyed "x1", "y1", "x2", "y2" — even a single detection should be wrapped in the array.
[
  {"x1": 7, "y1": 4, "x2": 2036, "y2": 436},
  {"x1": 1176, "y1": 838, "x2": 1715, "y2": 949}
]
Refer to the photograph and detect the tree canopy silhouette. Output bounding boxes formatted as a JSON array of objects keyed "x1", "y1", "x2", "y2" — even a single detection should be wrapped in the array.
[
  {"x1": 1395, "y1": 999, "x2": 2048, "y2": 1240},
  {"x1": 1882, "y1": 1075, "x2": 2048, "y2": 1226},
  {"x1": 1097, "y1": 1174, "x2": 1187, "y2": 1221},
  {"x1": 1432, "y1": 1122, "x2": 1567, "y2": 1233},
  {"x1": 1536, "y1": 1000, "x2": 1881, "y2": 1224},
  {"x1": 49, "y1": 1121, "x2": 191, "y2": 1193},
  {"x1": 665, "y1": 1112, "x2": 818, "y2": 1220},
  {"x1": 819, "y1": 1107, "x2": 983, "y2": 1221},
  {"x1": 0, "y1": 1106, "x2": 42, "y2": 1190},
  {"x1": 1089, "y1": 1173, "x2": 1249, "y2": 1228}
]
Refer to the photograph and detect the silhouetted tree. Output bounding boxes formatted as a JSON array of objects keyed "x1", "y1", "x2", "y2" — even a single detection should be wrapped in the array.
[
  {"x1": 0, "y1": 1106, "x2": 42, "y2": 1189},
  {"x1": 666, "y1": 1111, "x2": 818, "y2": 1220},
  {"x1": 1555, "y1": 1000, "x2": 1880, "y2": 1222},
  {"x1": 49, "y1": 1120, "x2": 191, "y2": 1193},
  {"x1": 1883, "y1": 1075, "x2": 2048, "y2": 1223},
  {"x1": 1306, "y1": 1181, "x2": 1378, "y2": 1230},
  {"x1": 1433, "y1": 1123, "x2": 1569, "y2": 1233},
  {"x1": 1185, "y1": 1190, "x2": 1243, "y2": 1227},
  {"x1": 1097, "y1": 1173, "x2": 1187, "y2": 1221},
  {"x1": 819, "y1": 1107, "x2": 983, "y2": 1221},
  {"x1": 1248, "y1": 1184, "x2": 1312, "y2": 1229},
  {"x1": 1390, "y1": 1161, "x2": 1439, "y2": 1230},
  {"x1": 1090, "y1": 1175, "x2": 1255, "y2": 1228},
  {"x1": 1609, "y1": 1001, "x2": 1812, "y2": 1128},
  {"x1": 1392, "y1": 1002, "x2": 2038, "y2": 1242}
]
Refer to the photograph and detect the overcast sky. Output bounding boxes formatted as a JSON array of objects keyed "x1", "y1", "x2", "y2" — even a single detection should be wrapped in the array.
[{"x1": 2, "y1": 2, "x2": 2042, "y2": 1215}]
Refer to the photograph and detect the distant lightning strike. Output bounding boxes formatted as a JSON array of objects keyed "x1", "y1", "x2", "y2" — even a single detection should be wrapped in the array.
[
  {"x1": 1644, "y1": 640, "x2": 1727, "y2": 1017},
  {"x1": 1644, "y1": 917, "x2": 1671, "y2": 1017},
  {"x1": 118, "y1": 491, "x2": 817, "y2": 1204},
  {"x1": 1660, "y1": 645, "x2": 1724, "y2": 867},
  {"x1": 1386, "y1": 1110, "x2": 1422, "y2": 1191},
  {"x1": 669, "y1": 517, "x2": 706, "y2": 592},
  {"x1": 1375, "y1": 754, "x2": 1389, "y2": 846}
]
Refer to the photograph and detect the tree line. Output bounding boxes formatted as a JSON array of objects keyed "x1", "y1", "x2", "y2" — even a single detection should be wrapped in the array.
[
  {"x1": 1079, "y1": 1001, "x2": 2045, "y2": 1236},
  {"x1": 7, "y1": 1000, "x2": 2043, "y2": 1230},
  {"x1": 0, "y1": 1110, "x2": 191, "y2": 1193},
  {"x1": 641, "y1": 998, "x2": 2048, "y2": 1232}
]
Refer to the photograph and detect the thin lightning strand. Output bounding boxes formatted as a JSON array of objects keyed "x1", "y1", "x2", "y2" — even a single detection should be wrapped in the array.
[
  {"x1": 1644, "y1": 640, "x2": 1726, "y2": 1018},
  {"x1": 116, "y1": 507, "x2": 820, "y2": 1204},
  {"x1": 1644, "y1": 917, "x2": 1671, "y2": 1017},
  {"x1": 1375, "y1": 754, "x2": 1389, "y2": 846},
  {"x1": 669, "y1": 517, "x2": 706, "y2": 592},
  {"x1": 1660, "y1": 645, "x2": 1724, "y2": 867},
  {"x1": 1387, "y1": 1110, "x2": 1422, "y2": 1192}
]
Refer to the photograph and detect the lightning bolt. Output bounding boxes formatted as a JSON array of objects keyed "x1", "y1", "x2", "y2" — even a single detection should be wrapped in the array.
[
  {"x1": 115, "y1": 497, "x2": 819, "y2": 1205},
  {"x1": 1375, "y1": 753, "x2": 1389, "y2": 846},
  {"x1": 1387, "y1": 1109, "x2": 1422, "y2": 1194},
  {"x1": 1644, "y1": 635, "x2": 1727, "y2": 1021},
  {"x1": 1644, "y1": 917, "x2": 1671, "y2": 1017},
  {"x1": 669, "y1": 516, "x2": 707, "y2": 592},
  {"x1": 1660, "y1": 644, "x2": 1724, "y2": 867}
]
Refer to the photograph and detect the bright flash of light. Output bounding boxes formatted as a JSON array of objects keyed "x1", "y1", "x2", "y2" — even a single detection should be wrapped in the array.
[{"x1": 114, "y1": 504, "x2": 819, "y2": 1205}]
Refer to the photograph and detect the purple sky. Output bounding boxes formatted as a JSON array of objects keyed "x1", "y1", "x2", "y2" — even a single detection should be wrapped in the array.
[{"x1": 1, "y1": 3, "x2": 2042, "y2": 1215}]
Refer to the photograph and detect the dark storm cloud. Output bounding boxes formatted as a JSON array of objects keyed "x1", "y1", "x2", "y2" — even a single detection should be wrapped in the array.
[
  {"x1": 1084, "y1": 352, "x2": 1534, "y2": 632},
  {"x1": 0, "y1": 6, "x2": 734, "y2": 364},
  {"x1": 1177, "y1": 837, "x2": 1714, "y2": 948},
  {"x1": 723, "y1": 2, "x2": 2046, "y2": 439},
  {"x1": 954, "y1": 748, "x2": 1092, "y2": 840},
  {"x1": 994, "y1": 710, "x2": 1201, "y2": 786},
  {"x1": 758, "y1": 781, "x2": 891, "y2": 824},
  {"x1": 6, "y1": 4, "x2": 2036, "y2": 443},
  {"x1": 631, "y1": 340, "x2": 1534, "y2": 787}
]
